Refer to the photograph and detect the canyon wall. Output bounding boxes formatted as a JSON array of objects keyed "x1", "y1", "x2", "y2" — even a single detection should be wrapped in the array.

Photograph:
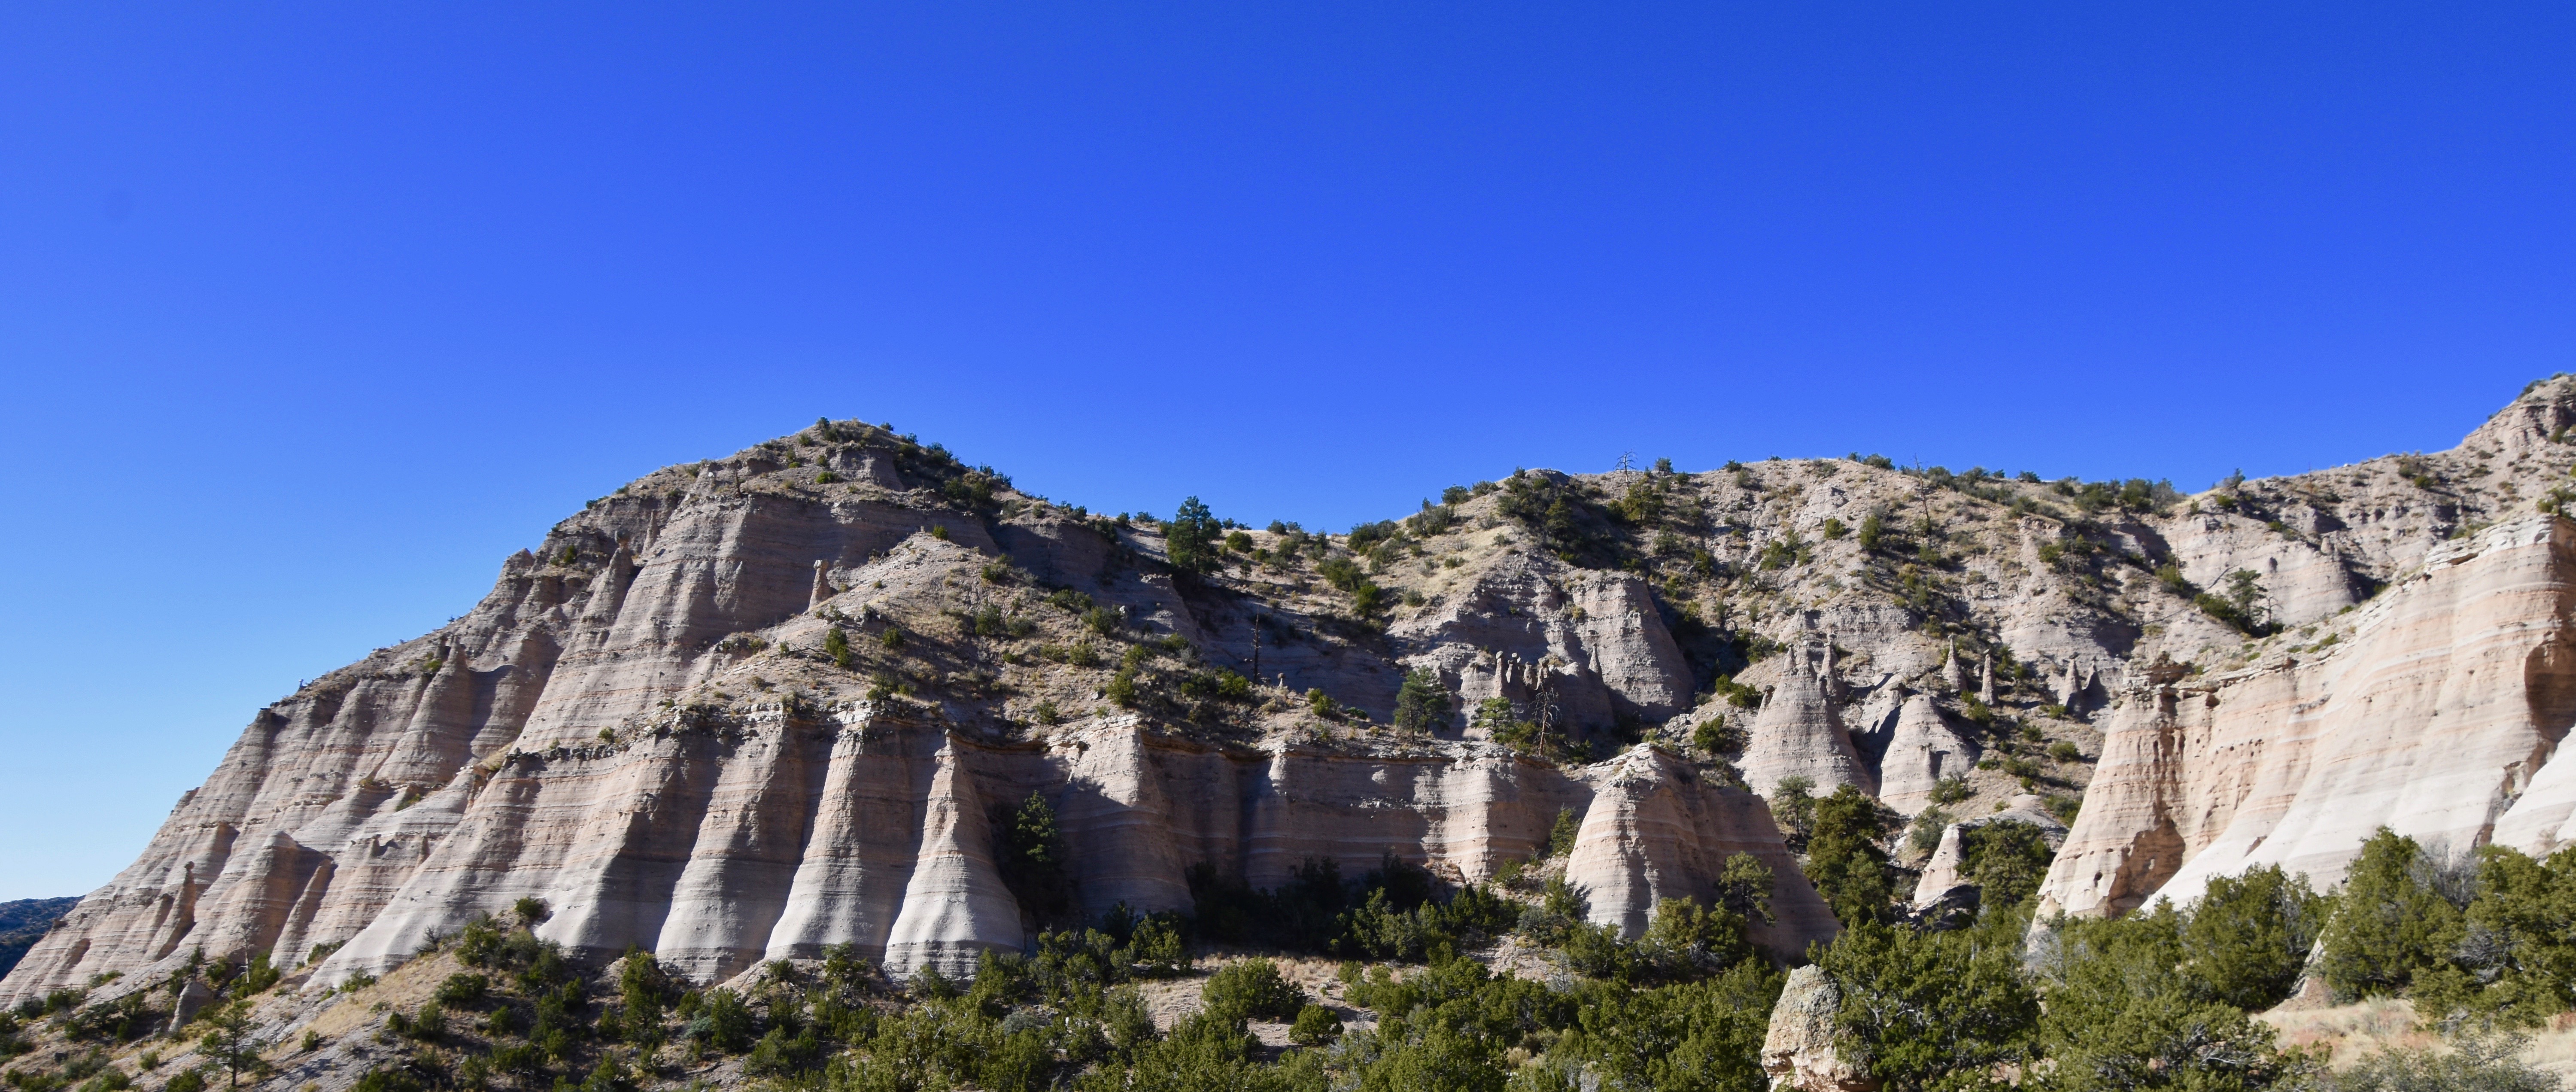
[
  {"x1": 21, "y1": 380, "x2": 2576, "y2": 1004},
  {"x1": 2040, "y1": 516, "x2": 2576, "y2": 918}
]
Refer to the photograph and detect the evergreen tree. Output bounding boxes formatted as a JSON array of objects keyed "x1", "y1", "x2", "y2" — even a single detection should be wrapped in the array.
[
  {"x1": 999, "y1": 792, "x2": 1075, "y2": 925},
  {"x1": 2034, "y1": 906, "x2": 2300, "y2": 1092},
  {"x1": 1393, "y1": 669, "x2": 1451, "y2": 733},
  {"x1": 1822, "y1": 920, "x2": 2038, "y2": 1092},
  {"x1": 2320, "y1": 827, "x2": 2463, "y2": 1000},
  {"x1": 1165, "y1": 496, "x2": 1223, "y2": 575},
  {"x1": 1769, "y1": 775, "x2": 1819, "y2": 851},
  {"x1": 1959, "y1": 820, "x2": 2055, "y2": 915},
  {"x1": 2181, "y1": 864, "x2": 2325, "y2": 1012},
  {"x1": 2415, "y1": 844, "x2": 2576, "y2": 1024},
  {"x1": 1804, "y1": 785, "x2": 1900, "y2": 926}
]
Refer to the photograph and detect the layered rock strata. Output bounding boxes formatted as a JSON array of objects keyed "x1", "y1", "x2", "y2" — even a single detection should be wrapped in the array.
[
  {"x1": 24, "y1": 379, "x2": 2576, "y2": 1004},
  {"x1": 2039, "y1": 516, "x2": 2576, "y2": 918}
]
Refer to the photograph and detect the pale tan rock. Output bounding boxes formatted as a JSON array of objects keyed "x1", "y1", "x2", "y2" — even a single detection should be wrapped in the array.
[
  {"x1": 2039, "y1": 517, "x2": 2576, "y2": 919},
  {"x1": 40, "y1": 387, "x2": 2576, "y2": 1005},
  {"x1": 1762, "y1": 964, "x2": 1878, "y2": 1092},
  {"x1": 1565, "y1": 747, "x2": 1839, "y2": 955},
  {"x1": 1393, "y1": 553, "x2": 1693, "y2": 739},
  {"x1": 881, "y1": 736, "x2": 1026, "y2": 979},
  {"x1": 1741, "y1": 663, "x2": 1874, "y2": 799},
  {"x1": 1873, "y1": 696, "x2": 1981, "y2": 815}
]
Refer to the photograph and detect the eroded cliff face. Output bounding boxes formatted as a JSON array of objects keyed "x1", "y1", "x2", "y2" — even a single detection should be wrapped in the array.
[
  {"x1": 1, "y1": 432, "x2": 1836, "y2": 1004},
  {"x1": 22, "y1": 379, "x2": 2576, "y2": 1004},
  {"x1": 2040, "y1": 516, "x2": 2576, "y2": 918}
]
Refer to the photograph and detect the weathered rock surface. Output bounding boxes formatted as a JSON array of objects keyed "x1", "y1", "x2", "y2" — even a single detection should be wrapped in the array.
[
  {"x1": 0, "y1": 425, "x2": 1841, "y2": 1001},
  {"x1": 2041, "y1": 515, "x2": 2576, "y2": 918},
  {"x1": 24, "y1": 379, "x2": 2576, "y2": 1004},
  {"x1": 1762, "y1": 964, "x2": 1878, "y2": 1091}
]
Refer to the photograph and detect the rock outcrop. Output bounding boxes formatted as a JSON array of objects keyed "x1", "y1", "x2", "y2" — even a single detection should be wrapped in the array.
[
  {"x1": 22, "y1": 379, "x2": 2576, "y2": 1004},
  {"x1": 0, "y1": 426, "x2": 1845, "y2": 1002},
  {"x1": 2039, "y1": 516, "x2": 2576, "y2": 919},
  {"x1": 1911, "y1": 794, "x2": 2068, "y2": 907},
  {"x1": 1762, "y1": 964, "x2": 1878, "y2": 1091}
]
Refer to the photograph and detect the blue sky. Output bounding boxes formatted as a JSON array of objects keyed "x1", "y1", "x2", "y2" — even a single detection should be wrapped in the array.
[{"x1": 2, "y1": 2, "x2": 2571, "y2": 897}]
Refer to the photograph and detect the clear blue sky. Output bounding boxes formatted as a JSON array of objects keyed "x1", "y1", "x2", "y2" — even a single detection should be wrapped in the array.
[{"x1": 2, "y1": 2, "x2": 2570, "y2": 898}]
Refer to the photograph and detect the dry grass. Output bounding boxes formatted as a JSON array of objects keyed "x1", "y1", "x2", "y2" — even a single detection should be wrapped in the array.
[{"x1": 2261, "y1": 998, "x2": 2576, "y2": 1077}]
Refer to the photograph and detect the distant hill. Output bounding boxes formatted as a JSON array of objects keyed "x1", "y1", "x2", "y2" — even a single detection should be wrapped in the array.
[{"x1": 0, "y1": 898, "x2": 77, "y2": 979}]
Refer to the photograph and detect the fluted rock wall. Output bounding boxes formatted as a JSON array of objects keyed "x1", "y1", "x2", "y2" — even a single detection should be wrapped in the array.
[
  {"x1": 29, "y1": 381, "x2": 2576, "y2": 1004},
  {"x1": 0, "y1": 439, "x2": 1841, "y2": 1004},
  {"x1": 2038, "y1": 517, "x2": 2576, "y2": 918}
]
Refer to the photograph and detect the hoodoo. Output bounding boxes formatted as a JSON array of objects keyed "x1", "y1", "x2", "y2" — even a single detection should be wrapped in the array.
[{"x1": 18, "y1": 379, "x2": 2576, "y2": 1023}]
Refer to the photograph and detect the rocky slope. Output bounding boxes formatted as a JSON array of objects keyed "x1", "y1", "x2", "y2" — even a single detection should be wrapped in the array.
[
  {"x1": 15, "y1": 378, "x2": 2576, "y2": 1006},
  {"x1": 0, "y1": 899, "x2": 77, "y2": 980}
]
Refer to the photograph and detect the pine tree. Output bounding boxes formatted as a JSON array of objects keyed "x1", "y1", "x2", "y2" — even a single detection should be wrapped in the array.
[{"x1": 1165, "y1": 496, "x2": 1223, "y2": 575}]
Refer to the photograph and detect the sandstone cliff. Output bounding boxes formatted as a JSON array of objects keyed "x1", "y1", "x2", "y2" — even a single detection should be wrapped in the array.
[{"x1": 20, "y1": 378, "x2": 2576, "y2": 1004}]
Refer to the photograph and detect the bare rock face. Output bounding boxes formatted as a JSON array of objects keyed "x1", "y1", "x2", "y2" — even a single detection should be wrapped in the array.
[
  {"x1": 1565, "y1": 747, "x2": 1837, "y2": 952},
  {"x1": 1394, "y1": 554, "x2": 1693, "y2": 738},
  {"x1": 1762, "y1": 964, "x2": 1878, "y2": 1092},
  {"x1": 1910, "y1": 794, "x2": 2067, "y2": 907},
  {"x1": 1741, "y1": 652, "x2": 1874, "y2": 799},
  {"x1": 1873, "y1": 695, "x2": 1981, "y2": 815},
  {"x1": 0, "y1": 444, "x2": 1837, "y2": 1001},
  {"x1": 2040, "y1": 516, "x2": 2576, "y2": 918},
  {"x1": 27, "y1": 382, "x2": 2576, "y2": 1003}
]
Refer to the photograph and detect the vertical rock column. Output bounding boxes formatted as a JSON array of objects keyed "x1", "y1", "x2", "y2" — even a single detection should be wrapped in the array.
[
  {"x1": 653, "y1": 714, "x2": 833, "y2": 982},
  {"x1": 882, "y1": 736, "x2": 1027, "y2": 978},
  {"x1": 766, "y1": 715, "x2": 939, "y2": 964}
]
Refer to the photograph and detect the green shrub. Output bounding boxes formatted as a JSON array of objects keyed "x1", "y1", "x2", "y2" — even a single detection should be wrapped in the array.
[
  {"x1": 693, "y1": 988, "x2": 756, "y2": 1053},
  {"x1": 1549, "y1": 807, "x2": 1584, "y2": 858},
  {"x1": 1824, "y1": 921, "x2": 2039, "y2": 1092},
  {"x1": 2415, "y1": 845, "x2": 2576, "y2": 1024},
  {"x1": 2320, "y1": 827, "x2": 2462, "y2": 999},
  {"x1": 1287, "y1": 1004, "x2": 1341, "y2": 1046},
  {"x1": 2196, "y1": 569, "x2": 2275, "y2": 635},
  {"x1": 2033, "y1": 906, "x2": 2293, "y2": 1092},
  {"x1": 1392, "y1": 669, "x2": 1451, "y2": 733},
  {"x1": 1804, "y1": 785, "x2": 1901, "y2": 926},
  {"x1": 824, "y1": 627, "x2": 852, "y2": 669},
  {"x1": 1959, "y1": 820, "x2": 2054, "y2": 913},
  {"x1": 1908, "y1": 808, "x2": 1952, "y2": 856},
  {"x1": 1179, "y1": 669, "x2": 1253, "y2": 703},
  {"x1": 1201, "y1": 961, "x2": 1303, "y2": 1023},
  {"x1": 1768, "y1": 775, "x2": 1817, "y2": 850},
  {"x1": 2182, "y1": 864, "x2": 2326, "y2": 1012},
  {"x1": 1691, "y1": 714, "x2": 1745, "y2": 754}
]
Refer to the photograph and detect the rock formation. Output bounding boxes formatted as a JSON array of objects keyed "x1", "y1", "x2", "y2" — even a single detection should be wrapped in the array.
[
  {"x1": 20, "y1": 378, "x2": 2576, "y2": 1005},
  {"x1": 1910, "y1": 794, "x2": 2068, "y2": 908},
  {"x1": 1762, "y1": 964, "x2": 1878, "y2": 1091}
]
